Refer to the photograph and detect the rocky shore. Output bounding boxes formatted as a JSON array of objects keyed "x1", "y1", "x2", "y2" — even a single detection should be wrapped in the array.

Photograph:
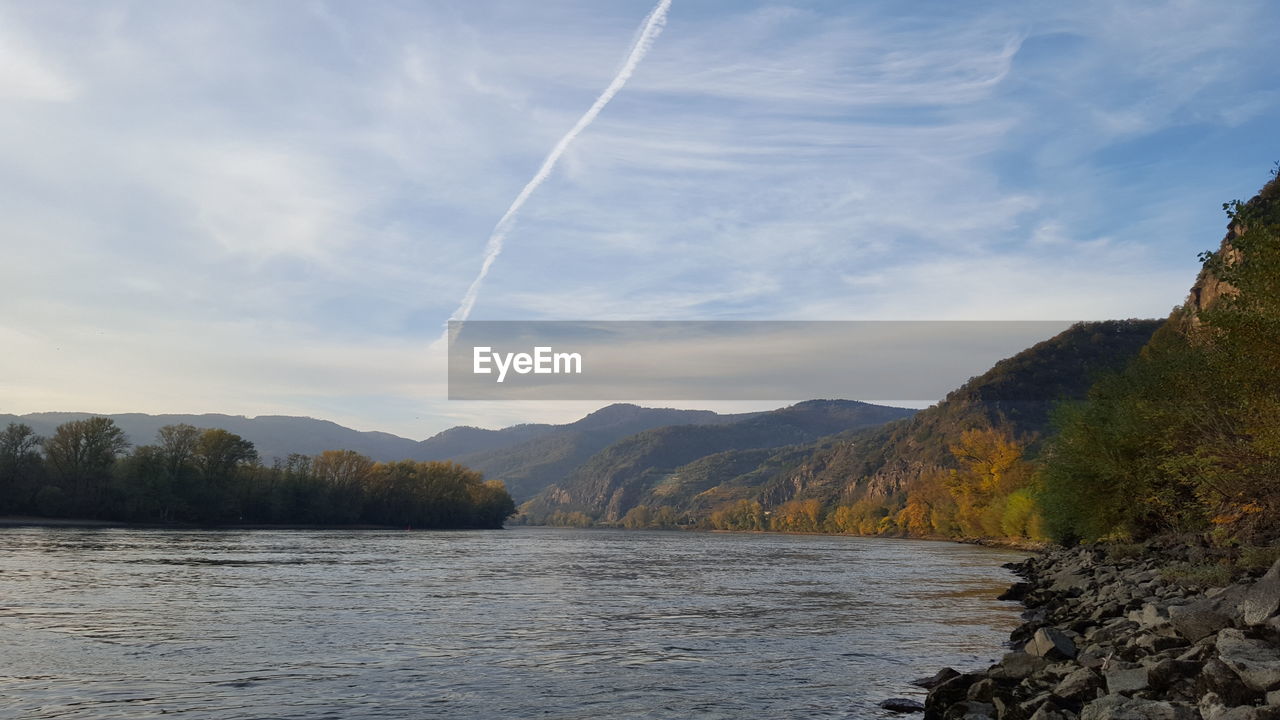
[{"x1": 896, "y1": 542, "x2": 1280, "y2": 720}]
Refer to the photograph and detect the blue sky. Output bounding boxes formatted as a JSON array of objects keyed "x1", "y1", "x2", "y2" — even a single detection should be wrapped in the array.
[{"x1": 1, "y1": 0, "x2": 1277, "y2": 437}]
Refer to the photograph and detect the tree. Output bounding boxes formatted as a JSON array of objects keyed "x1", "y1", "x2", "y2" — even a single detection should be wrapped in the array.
[
  {"x1": 194, "y1": 429, "x2": 258, "y2": 479},
  {"x1": 43, "y1": 417, "x2": 129, "y2": 515},
  {"x1": 157, "y1": 424, "x2": 201, "y2": 479},
  {"x1": 0, "y1": 423, "x2": 43, "y2": 512}
]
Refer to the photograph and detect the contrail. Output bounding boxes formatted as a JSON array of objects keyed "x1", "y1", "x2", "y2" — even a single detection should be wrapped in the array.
[{"x1": 448, "y1": 0, "x2": 672, "y2": 329}]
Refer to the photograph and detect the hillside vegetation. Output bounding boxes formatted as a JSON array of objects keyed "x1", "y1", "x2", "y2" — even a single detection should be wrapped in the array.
[{"x1": 1040, "y1": 171, "x2": 1280, "y2": 544}]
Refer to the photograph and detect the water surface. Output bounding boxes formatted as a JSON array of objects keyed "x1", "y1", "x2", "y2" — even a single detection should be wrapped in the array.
[{"x1": 0, "y1": 527, "x2": 1026, "y2": 719}]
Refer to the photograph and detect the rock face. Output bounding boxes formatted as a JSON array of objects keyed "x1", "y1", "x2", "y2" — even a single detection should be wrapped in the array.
[{"x1": 919, "y1": 551, "x2": 1280, "y2": 720}]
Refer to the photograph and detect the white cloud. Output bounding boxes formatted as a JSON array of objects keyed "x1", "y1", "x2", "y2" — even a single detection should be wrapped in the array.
[{"x1": 0, "y1": 0, "x2": 1276, "y2": 437}]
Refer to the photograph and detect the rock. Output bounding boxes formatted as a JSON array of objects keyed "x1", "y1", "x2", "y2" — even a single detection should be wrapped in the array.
[
  {"x1": 1028, "y1": 705, "x2": 1076, "y2": 720},
  {"x1": 1104, "y1": 664, "x2": 1150, "y2": 695},
  {"x1": 1168, "y1": 600, "x2": 1232, "y2": 641},
  {"x1": 1052, "y1": 572, "x2": 1094, "y2": 594},
  {"x1": 943, "y1": 700, "x2": 996, "y2": 720},
  {"x1": 927, "y1": 673, "x2": 982, "y2": 715},
  {"x1": 1218, "y1": 628, "x2": 1280, "y2": 692},
  {"x1": 1146, "y1": 658, "x2": 1200, "y2": 691},
  {"x1": 1134, "y1": 603, "x2": 1171, "y2": 628},
  {"x1": 992, "y1": 652, "x2": 1050, "y2": 681},
  {"x1": 1240, "y1": 560, "x2": 1280, "y2": 626},
  {"x1": 1056, "y1": 667, "x2": 1104, "y2": 701},
  {"x1": 966, "y1": 678, "x2": 995, "y2": 703},
  {"x1": 1197, "y1": 657, "x2": 1265, "y2": 707},
  {"x1": 1030, "y1": 627, "x2": 1079, "y2": 660},
  {"x1": 1198, "y1": 692, "x2": 1250, "y2": 720},
  {"x1": 880, "y1": 698, "x2": 927, "y2": 713},
  {"x1": 1078, "y1": 650, "x2": 1108, "y2": 670},
  {"x1": 1175, "y1": 643, "x2": 1212, "y2": 663},
  {"x1": 1090, "y1": 620, "x2": 1139, "y2": 646},
  {"x1": 1133, "y1": 631, "x2": 1187, "y2": 653},
  {"x1": 1269, "y1": 689, "x2": 1280, "y2": 705},
  {"x1": 1080, "y1": 694, "x2": 1199, "y2": 720},
  {"x1": 1200, "y1": 692, "x2": 1280, "y2": 720},
  {"x1": 1001, "y1": 582, "x2": 1033, "y2": 601},
  {"x1": 913, "y1": 668, "x2": 962, "y2": 689}
]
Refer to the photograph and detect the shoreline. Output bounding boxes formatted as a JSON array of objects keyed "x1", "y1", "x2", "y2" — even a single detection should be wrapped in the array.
[
  {"x1": 0, "y1": 516, "x2": 502, "y2": 531},
  {"x1": 899, "y1": 542, "x2": 1280, "y2": 720},
  {"x1": 515, "y1": 522, "x2": 1050, "y2": 551}
]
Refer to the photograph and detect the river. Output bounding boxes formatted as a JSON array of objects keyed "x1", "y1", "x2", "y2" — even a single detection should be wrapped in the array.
[{"x1": 0, "y1": 527, "x2": 1026, "y2": 719}]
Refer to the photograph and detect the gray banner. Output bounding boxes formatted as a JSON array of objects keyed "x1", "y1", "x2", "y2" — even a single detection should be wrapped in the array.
[{"x1": 447, "y1": 320, "x2": 1077, "y2": 401}]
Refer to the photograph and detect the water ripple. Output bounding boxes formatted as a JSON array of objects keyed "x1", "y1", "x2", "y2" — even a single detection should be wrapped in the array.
[{"x1": 0, "y1": 527, "x2": 1026, "y2": 719}]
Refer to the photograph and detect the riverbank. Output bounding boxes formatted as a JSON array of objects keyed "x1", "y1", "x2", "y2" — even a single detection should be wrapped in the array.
[
  {"x1": 0, "y1": 515, "x2": 476, "y2": 531},
  {"x1": 904, "y1": 541, "x2": 1280, "y2": 720}
]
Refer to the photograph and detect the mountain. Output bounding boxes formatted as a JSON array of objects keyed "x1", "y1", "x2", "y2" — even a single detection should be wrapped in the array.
[
  {"x1": 0, "y1": 412, "x2": 425, "y2": 464},
  {"x1": 415, "y1": 423, "x2": 557, "y2": 461},
  {"x1": 519, "y1": 399, "x2": 917, "y2": 522},
  {"x1": 0, "y1": 404, "x2": 762, "y2": 491},
  {"x1": 750, "y1": 319, "x2": 1164, "y2": 507},
  {"x1": 443, "y1": 404, "x2": 761, "y2": 501},
  {"x1": 518, "y1": 320, "x2": 1161, "y2": 525}
]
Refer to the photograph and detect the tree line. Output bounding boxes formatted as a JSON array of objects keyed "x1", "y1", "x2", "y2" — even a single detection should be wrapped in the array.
[{"x1": 0, "y1": 418, "x2": 514, "y2": 528}]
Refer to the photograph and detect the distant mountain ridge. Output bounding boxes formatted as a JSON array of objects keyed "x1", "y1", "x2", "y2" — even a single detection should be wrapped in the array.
[
  {"x1": 440, "y1": 404, "x2": 762, "y2": 501},
  {"x1": 0, "y1": 412, "x2": 425, "y2": 464},
  {"x1": 0, "y1": 405, "x2": 765, "y2": 490},
  {"x1": 516, "y1": 320, "x2": 1162, "y2": 525},
  {"x1": 519, "y1": 399, "x2": 917, "y2": 522}
]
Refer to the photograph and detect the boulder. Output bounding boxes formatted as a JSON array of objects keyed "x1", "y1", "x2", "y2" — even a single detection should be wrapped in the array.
[
  {"x1": 1200, "y1": 692, "x2": 1280, "y2": 720},
  {"x1": 1030, "y1": 627, "x2": 1079, "y2": 660},
  {"x1": 880, "y1": 698, "x2": 927, "y2": 713},
  {"x1": 1135, "y1": 603, "x2": 1171, "y2": 628},
  {"x1": 1168, "y1": 600, "x2": 1232, "y2": 641},
  {"x1": 927, "y1": 673, "x2": 982, "y2": 715},
  {"x1": 1000, "y1": 582, "x2": 1032, "y2": 601},
  {"x1": 1104, "y1": 664, "x2": 1149, "y2": 695},
  {"x1": 1052, "y1": 572, "x2": 1095, "y2": 594},
  {"x1": 1056, "y1": 667, "x2": 1104, "y2": 701},
  {"x1": 1240, "y1": 560, "x2": 1280, "y2": 626},
  {"x1": 1080, "y1": 694, "x2": 1199, "y2": 720},
  {"x1": 1197, "y1": 657, "x2": 1265, "y2": 707},
  {"x1": 913, "y1": 668, "x2": 962, "y2": 689},
  {"x1": 1133, "y1": 631, "x2": 1187, "y2": 653},
  {"x1": 1146, "y1": 658, "x2": 1200, "y2": 691},
  {"x1": 966, "y1": 678, "x2": 995, "y2": 703},
  {"x1": 992, "y1": 652, "x2": 1050, "y2": 681},
  {"x1": 1217, "y1": 628, "x2": 1280, "y2": 692}
]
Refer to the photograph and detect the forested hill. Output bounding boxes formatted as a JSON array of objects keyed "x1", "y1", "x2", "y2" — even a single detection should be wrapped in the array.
[
  {"x1": 518, "y1": 399, "x2": 917, "y2": 524},
  {"x1": 761, "y1": 319, "x2": 1164, "y2": 505},
  {"x1": 434, "y1": 404, "x2": 761, "y2": 501},
  {"x1": 518, "y1": 320, "x2": 1159, "y2": 531}
]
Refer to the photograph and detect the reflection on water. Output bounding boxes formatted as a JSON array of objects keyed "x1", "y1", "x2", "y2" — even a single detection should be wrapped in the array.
[{"x1": 0, "y1": 527, "x2": 1026, "y2": 719}]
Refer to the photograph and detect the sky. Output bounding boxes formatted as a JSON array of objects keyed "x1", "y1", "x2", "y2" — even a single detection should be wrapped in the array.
[{"x1": 1, "y1": 0, "x2": 1278, "y2": 439}]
